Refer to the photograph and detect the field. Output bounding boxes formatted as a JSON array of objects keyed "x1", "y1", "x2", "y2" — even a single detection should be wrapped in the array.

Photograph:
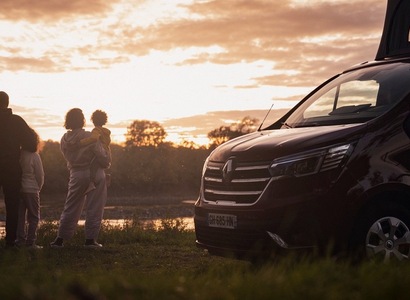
[{"x1": 1, "y1": 194, "x2": 410, "y2": 299}]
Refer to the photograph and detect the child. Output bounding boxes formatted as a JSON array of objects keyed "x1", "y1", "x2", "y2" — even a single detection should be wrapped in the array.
[
  {"x1": 81, "y1": 110, "x2": 111, "y2": 194},
  {"x1": 16, "y1": 128, "x2": 44, "y2": 249}
]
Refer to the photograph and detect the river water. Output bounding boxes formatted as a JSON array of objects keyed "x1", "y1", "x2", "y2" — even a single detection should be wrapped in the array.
[
  {"x1": 0, "y1": 199, "x2": 196, "y2": 238},
  {"x1": 0, "y1": 217, "x2": 195, "y2": 238}
]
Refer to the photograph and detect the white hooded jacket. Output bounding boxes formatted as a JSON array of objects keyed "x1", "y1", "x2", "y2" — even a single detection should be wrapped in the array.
[
  {"x1": 60, "y1": 128, "x2": 111, "y2": 171},
  {"x1": 20, "y1": 150, "x2": 44, "y2": 194}
]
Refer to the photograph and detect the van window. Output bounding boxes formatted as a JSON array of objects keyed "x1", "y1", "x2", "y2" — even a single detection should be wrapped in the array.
[
  {"x1": 337, "y1": 81, "x2": 378, "y2": 108},
  {"x1": 304, "y1": 81, "x2": 378, "y2": 119},
  {"x1": 284, "y1": 63, "x2": 410, "y2": 128}
]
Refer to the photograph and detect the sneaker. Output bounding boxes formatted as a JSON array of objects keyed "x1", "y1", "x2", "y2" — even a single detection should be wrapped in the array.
[
  {"x1": 84, "y1": 182, "x2": 96, "y2": 195},
  {"x1": 50, "y1": 241, "x2": 64, "y2": 249},
  {"x1": 27, "y1": 244, "x2": 43, "y2": 250},
  {"x1": 84, "y1": 240, "x2": 103, "y2": 248}
]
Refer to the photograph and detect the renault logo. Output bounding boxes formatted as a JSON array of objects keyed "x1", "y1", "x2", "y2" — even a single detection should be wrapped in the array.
[{"x1": 222, "y1": 158, "x2": 235, "y2": 183}]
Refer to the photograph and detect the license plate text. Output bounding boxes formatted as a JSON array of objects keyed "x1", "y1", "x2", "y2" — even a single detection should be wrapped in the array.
[{"x1": 208, "y1": 213, "x2": 237, "y2": 229}]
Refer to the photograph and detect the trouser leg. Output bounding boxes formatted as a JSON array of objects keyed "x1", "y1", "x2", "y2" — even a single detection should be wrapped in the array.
[
  {"x1": 4, "y1": 194, "x2": 19, "y2": 245},
  {"x1": 24, "y1": 192, "x2": 40, "y2": 245},
  {"x1": 85, "y1": 168, "x2": 107, "y2": 240},
  {"x1": 3, "y1": 187, "x2": 21, "y2": 245},
  {"x1": 57, "y1": 169, "x2": 89, "y2": 240},
  {"x1": 0, "y1": 164, "x2": 22, "y2": 246},
  {"x1": 16, "y1": 196, "x2": 27, "y2": 244}
]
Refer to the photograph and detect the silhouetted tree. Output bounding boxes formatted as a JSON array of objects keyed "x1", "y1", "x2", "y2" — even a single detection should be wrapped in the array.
[
  {"x1": 125, "y1": 120, "x2": 167, "y2": 147},
  {"x1": 208, "y1": 116, "x2": 259, "y2": 147},
  {"x1": 39, "y1": 140, "x2": 68, "y2": 193},
  {"x1": 108, "y1": 143, "x2": 209, "y2": 195},
  {"x1": 207, "y1": 125, "x2": 238, "y2": 146},
  {"x1": 234, "y1": 116, "x2": 259, "y2": 134},
  {"x1": 179, "y1": 139, "x2": 202, "y2": 149}
]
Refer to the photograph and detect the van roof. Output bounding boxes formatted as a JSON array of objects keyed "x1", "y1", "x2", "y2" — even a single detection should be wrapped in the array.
[{"x1": 376, "y1": 0, "x2": 410, "y2": 60}]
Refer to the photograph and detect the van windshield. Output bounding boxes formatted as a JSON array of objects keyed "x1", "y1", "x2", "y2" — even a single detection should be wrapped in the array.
[{"x1": 284, "y1": 63, "x2": 410, "y2": 128}]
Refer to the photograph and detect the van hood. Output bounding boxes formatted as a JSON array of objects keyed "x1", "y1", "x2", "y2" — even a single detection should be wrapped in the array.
[
  {"x1": 376, "y1": 0, "x2": 410, "y2": 60},
  {"x1": 209, "y1": 124, "x2": 366, "y2": 162}
]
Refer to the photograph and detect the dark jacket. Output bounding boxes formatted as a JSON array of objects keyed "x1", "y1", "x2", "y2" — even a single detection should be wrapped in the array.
[{"x1": 0, "y1": 108, "x2": 33, "y2": 166}]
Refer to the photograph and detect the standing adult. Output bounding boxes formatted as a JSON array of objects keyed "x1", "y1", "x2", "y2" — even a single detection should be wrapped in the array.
[
  {"x1": 50, "y1": 108, "x2": 111, "y2": 248},
  {"x1": 0, "y1": 91, "x2": 35, "y2": 248}
]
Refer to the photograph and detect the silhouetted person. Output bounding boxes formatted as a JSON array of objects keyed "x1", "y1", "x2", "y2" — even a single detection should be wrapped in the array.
[
  {"x1": 0, "y1": 91, "x2": 35, "y2": 248},
  {"x1": 50, "y1": 108, "x2": 111, "y2": 248}
]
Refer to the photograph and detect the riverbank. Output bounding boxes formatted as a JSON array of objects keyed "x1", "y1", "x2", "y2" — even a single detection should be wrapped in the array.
[
  {"x1": 0, "y1": 193, "x2": 197, "y2": 230},
  {"x1": 41, "y1": 193, "x2": 196, "y2": 220}
]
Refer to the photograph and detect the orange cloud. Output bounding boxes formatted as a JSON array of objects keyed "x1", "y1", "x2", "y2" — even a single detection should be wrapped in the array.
[
  {"x1": 0, "y1": 0, "x2": 116, "y2": 21},
  {"x1": 162, "y1": 109, "x2": 291, "y2": 137},
  {"x1": 0, "y1": 0, "x2": 388, "y2": 86},
  {"x1": 124, "y1": 0, "x2": 386, "y2": 86}
]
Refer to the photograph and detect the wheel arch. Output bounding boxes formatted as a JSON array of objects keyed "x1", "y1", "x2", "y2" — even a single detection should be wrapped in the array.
[
  {"x1": 353, "y1": 184, "x2": 410, "y2": 223},
  {"x1": 348, "y1": 184, "x2": 410, "y2": 250}
]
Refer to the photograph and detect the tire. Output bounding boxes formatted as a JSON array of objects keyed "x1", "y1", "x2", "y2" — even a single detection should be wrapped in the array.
[{"x1": 350, "y1": 202, "x2": 410, "y2": 262}]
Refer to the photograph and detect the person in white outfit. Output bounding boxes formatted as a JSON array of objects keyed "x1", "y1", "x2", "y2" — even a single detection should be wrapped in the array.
[
  {"x1": 16, "y1": 128, "x2": 44, "y2": 249},
  {"x1": 50, "y1": 108, "x2": 111, "y2": 248}
]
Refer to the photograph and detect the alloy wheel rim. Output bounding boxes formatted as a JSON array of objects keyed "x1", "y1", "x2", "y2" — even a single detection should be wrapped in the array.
[{"x1": 366, "y1": 216, "x2": 410, "y2": 262}]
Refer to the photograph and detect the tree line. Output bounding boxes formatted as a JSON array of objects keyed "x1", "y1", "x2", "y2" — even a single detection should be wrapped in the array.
[
  {"x1": 125, "y1": 116, "x2": 259, "y2": 149},
  {"x1": 40, "y1": 116, "x2": 259, "y2": 195}
]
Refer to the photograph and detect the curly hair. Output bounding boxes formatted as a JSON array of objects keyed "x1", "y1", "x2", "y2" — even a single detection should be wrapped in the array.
[
  {"x1": 64, "y1": 108, "x2": 85, "y2": 130},
  {"x1": 91, "y1": 110, "x2": 108, "y2": 127},
  {"x1": 22, "y1": 128, "x2": 40, "y2": 152}
]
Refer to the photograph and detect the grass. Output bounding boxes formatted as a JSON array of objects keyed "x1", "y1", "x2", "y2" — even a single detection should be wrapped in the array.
[
  {"x1": 1, "y1": 217, "x2": 410, "y2": 300},
  {"x1": 1, "y1": 195, "x2": 410, "y2": 299}
]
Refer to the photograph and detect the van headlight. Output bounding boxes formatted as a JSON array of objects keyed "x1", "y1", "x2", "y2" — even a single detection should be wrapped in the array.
[{"x1": 269, "y1": 144, "x2": 353, "y2": 178}]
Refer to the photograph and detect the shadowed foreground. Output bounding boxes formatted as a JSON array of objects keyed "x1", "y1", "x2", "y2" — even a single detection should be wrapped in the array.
[
  {"x1": 1, "y1": 194, "x2": 410, "y2": 299},
  {"x1": 0, "y1": 219, "x2": 410, "y2": 299}
]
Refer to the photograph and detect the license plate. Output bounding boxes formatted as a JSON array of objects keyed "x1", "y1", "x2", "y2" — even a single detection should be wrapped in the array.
[{"x1": 208, "y1": 213, "x2": 237, "y2": 229}]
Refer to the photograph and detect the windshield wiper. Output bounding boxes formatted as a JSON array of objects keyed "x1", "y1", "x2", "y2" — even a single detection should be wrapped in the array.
[
  {"x1": 293, "y1": 123, "x2": 320, "y2": 128},
  {"x1": 281, "y1": 122, "x2": 293, "y2": 128}
]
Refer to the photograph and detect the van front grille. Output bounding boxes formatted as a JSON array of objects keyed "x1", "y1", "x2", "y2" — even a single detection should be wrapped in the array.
[{"x1": 203, "y1": 160, "x2": 271, "y2": 204}]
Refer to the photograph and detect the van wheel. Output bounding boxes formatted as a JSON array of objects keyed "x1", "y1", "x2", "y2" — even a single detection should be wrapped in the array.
[{"x1": 351, "y1": 203, "x2": 410, "y2": 262}]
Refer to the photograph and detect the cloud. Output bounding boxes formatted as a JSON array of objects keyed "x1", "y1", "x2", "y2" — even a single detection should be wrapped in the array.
[
  {"x1": 0, "y1": 0, "x2": 388, "y2": 87},
  {"x1": 0, "y1": 55, "x2": 64, "y2": 72},
  {"x1": 162, "y1": 108, "x2": 290, "y2": 137},
  {"x1": 0, "y1": 0, "x2": 392, "y2": 145},
  {"x1": 15, "y1": 106, "x2": 292, "y2": 144},
  {"x1": 12, "y1": 104, "x2": 135, "y2": 143},
  {"x1": 10, "y1": 105, "x2": 62, "y2": 128},
  {"x1": 127, "y1": 0, "x2": 386, "y2": 86},
  {"x1": 0, "y1": 0, "x2": 117, "y2": 22}
]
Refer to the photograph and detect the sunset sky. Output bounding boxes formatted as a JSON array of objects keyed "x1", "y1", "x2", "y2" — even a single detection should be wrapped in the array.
[{"x1": 0, "y1": 0, "x2": 387, "y2": 145}]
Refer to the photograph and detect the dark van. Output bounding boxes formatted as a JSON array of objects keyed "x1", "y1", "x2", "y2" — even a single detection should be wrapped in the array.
[{"x1": 194, "y1": 0, "x2": 410, "y2": 261}]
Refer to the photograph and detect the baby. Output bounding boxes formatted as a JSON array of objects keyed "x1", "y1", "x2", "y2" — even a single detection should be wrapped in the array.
[{"x1": 81, "y1": 110, "x2": 111, "y2": 194}]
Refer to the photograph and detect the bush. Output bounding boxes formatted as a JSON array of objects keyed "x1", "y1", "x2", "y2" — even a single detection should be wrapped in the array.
[{"x1": 40, "y1": 141, "x2": 210, "y2": 196}]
